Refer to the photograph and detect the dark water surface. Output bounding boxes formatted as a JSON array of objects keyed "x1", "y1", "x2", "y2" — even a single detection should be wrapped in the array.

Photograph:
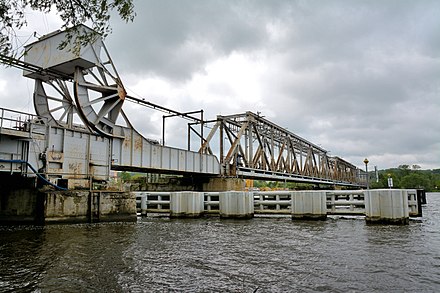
[{"x1": 1, "y1": 193, "x2": 440, "y2": 292}]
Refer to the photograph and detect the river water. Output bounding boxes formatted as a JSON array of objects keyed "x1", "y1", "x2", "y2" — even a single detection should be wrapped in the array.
[{"x1": 1, "y1": 193, "x2": 439, "y2": 292}]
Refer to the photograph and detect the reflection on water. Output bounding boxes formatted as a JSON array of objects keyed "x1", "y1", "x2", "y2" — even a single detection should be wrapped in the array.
[{"x1": 1, "y1": 194, "x2": 440, "y2": 292}]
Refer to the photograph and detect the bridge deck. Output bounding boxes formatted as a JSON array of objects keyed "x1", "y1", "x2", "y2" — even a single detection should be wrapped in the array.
[{"x1": 1, "y1": 107, "x2": 366, "y2": 187}]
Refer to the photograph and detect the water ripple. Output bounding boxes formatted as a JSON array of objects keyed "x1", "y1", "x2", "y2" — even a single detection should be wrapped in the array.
[{"x1": 1, "y1": 194, "x2": 440, "y2": 292}]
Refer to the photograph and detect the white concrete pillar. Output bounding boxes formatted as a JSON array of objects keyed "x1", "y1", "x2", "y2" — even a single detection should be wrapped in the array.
[
  {"x1": 219, "y1": 191, "x2": 254, "y2": 219},
  {"x1": 365, "y1": 189, "x2": 409, "y2": 225},
  {"x1": 170, "y1": 192, "x2": 204, "y2": 218},
  {"x1": 291, "y1": 191, "x2": 327, "y2": 220},
  {"x1": 140, "y1": 194, "x2": 148, "y2": 216}
]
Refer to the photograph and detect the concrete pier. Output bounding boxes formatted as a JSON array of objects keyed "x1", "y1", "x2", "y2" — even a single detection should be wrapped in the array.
[
  {"x1": 170, "y1": 192, "x2": 204, "y2": 218},
  {"x1": 291, "y1": 191, "x2": 327, "y2": 220},
  {"x1": 365, "y1": 189, "x2": 409, "y2": 225},
  {"x1": 203, "y1": 178, "x2": 246, "y2": 192},
  {"x1": 219, "y1": 191, "x2": 254, "y2": 219},
  {"x1": 45, "y1": 191, "x2": 137, "y2": 223},
  {"x1": 0, "y1": 186, "x2": 137, "y2": 224},
  {"x1": 140, "y1": 195, "x2": 148, "y2": 216}
]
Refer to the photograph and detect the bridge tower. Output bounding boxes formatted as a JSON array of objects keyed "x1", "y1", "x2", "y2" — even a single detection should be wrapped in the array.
[{"x1": 2, "y1": 25, "x2": 219, "y2": 189}]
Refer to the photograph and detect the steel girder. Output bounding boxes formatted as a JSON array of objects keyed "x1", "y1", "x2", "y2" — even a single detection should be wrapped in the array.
[{"x1": 200, "y1": 111, "x2": 364, "y2": 186}]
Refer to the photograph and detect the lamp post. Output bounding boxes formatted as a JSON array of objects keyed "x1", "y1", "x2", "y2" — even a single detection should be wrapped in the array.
[{"x1": 363, "y1": 158, "x2": 369, "y2": 189}]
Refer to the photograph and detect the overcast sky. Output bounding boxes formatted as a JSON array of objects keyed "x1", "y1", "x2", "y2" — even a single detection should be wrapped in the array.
[{"x1": 1, "y1": 0, "x2": 439, "y2": 170}]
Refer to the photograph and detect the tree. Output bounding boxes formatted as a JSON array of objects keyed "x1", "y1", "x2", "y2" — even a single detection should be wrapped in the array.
[
  {"x1": 400, "y1": 173, "x2": 430, "y2": 190},
  {"x1": 0, "y1": 0, "x2": 135, "y2": 56},
  {"x1": 398, "y1": 164, "x2": 411, "y2": 176},
  {"x1": 412, "y1": 164, "x2": 421, "y2": 171},
  {"x1": 398, "y1": 164, "x2": 410, "y2": 170},
  {"x1": 119, "y1": 171, "x2": 132, "y2": 181}
]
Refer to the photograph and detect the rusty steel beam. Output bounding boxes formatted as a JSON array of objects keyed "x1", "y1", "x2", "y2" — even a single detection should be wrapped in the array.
[{"x1": 200, "y1": 111, "x2": 364, "y2": 186}]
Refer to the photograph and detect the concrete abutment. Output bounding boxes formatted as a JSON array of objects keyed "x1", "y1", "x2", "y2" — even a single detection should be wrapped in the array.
[{"x1": 1, "y1": 188, "x2": 137, "y2": 224}]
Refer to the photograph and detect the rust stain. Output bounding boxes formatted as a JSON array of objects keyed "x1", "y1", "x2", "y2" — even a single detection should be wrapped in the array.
[
  {"x1": 68, "y1": 162, "x2": 83, "y2": 179},
  {"x1": 123, "y1": 135, "x2": 131, "y2": 148},
  {"x1": 48, "y1": 151, "x2": 64, "y2": 162},
  {"x1": 134, "y1": 136, "x2": 142, "y2": 151}
]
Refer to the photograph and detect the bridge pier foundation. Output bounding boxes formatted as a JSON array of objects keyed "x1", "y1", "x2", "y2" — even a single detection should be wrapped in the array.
[
  {"x1": 0, "y1": 174, "x2": 137, "y2": 224},
  {"x1": 170, "y1": 192, "x2": 204, "y2": 218},
  {"x1": 291, "y1": 191, "x2": 327, "y2": 220},
  {"x1": 44, "y1": 191, "x2": 137, "y2": 223},
  {"x1": 219, "y1": 191, "x2": 254, "y2": 219},
  {"x1": 202, "y1": 178, "x2": 246, "y2": 192},
  {"x1": 365, "y1": 189, "x2": 409, "y2": 225}
]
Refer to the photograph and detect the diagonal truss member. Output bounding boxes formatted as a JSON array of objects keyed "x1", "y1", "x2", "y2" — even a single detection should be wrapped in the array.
[{"x1": 200, "y1": 111, "x2": 362, "y2": 186}]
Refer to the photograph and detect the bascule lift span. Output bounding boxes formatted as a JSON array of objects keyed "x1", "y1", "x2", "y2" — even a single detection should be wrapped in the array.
[{"x1": 0, "y1": 26, "x2": 366, "y2": 189}]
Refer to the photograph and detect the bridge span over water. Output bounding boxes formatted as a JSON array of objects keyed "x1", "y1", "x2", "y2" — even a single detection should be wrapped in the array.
[{"x1": 0, "y1": 26, "x2": 366, "y2": 189}]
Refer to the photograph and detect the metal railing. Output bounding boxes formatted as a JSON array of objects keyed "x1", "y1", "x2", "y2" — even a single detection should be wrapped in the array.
[
  {"x1": 253, "y1": 191, "x2": 292, "y2": 214},
  {"x1": 0, "y1": 107, "x2": 48, "y2": 137},
  {"x1": 134, "y1": 189, "x2": 422, "y2": 217},
  {"x1": 407, "y1": 189, "x2": 419, "y2": 216},
  {"x1": 326, "y1": 190, "x2": 366, "y2": 215}
]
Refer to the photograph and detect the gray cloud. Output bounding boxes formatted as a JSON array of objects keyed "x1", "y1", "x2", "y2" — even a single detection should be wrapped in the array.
[
  {"x1": 1, "y1": 0, "x2": 439, "y2": 169},
  {"x1": 107, "y1": 0, "x2": 274, "y2": 80}
]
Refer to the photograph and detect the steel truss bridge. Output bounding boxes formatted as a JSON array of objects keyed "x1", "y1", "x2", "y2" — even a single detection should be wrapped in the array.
[
  {"x1": 0, "y1": 25, "x2": 366, "y2": 188},
  {"x1": 199, "y1": 112, "x2": 363, "y2": 186}
]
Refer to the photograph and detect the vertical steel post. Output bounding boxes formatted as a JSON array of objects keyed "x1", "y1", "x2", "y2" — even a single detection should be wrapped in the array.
[
  {"x1": 200, "y1": 110, "x2": 204, "y2": 151},
  {"x1": 220, "y1": 120, "x2": 224, "y2": 174},
  {"x1": 248, "y1": 122, "x2": 253, "y2": 168},
  {"x1": 187, "y1": 124, "x2": 191, "y2": 151},
  {"x1": 364, "y1": 158, "x2": 369, "y2": 189},
  {"x1": 162, "y1": 115, "x2": 165, "y2": 146}
]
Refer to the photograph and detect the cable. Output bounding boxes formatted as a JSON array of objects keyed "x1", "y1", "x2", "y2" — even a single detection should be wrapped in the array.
[{"x1": 0, "y1": 159, "x2": 68, "y2": 191}]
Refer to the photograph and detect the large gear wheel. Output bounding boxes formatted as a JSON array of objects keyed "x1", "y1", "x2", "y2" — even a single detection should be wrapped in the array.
[
  {"x1": 33, "y1": 78, "x2": 80, "y2": 129},
  {"x1": 74, "y1": 65, "x2": 126, "y2": 137},
  {"x1": 32, "y1": 39, "x2": 128, "y2": 137}
]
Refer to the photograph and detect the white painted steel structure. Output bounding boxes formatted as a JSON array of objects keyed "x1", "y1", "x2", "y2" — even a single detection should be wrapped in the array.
[
  {"x1": 21, "y1": 25, "x2": 220, "y2": 183},
  {"x1": 111, "y1": 126, "x2": 219, "y2": 175}
]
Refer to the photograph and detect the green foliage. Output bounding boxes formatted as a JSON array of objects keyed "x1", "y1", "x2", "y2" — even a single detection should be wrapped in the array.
[
  {"x1": 118, "y1": 171, "x2": 152, "y2": 182},
  {"x1": 398, "y1": 165, "x2": 411, "y2": 176},
  {"x1": 0, "y1": 0, "x2": 26, "y2": 55},
  {"x1": 253, "y1": 180, "x2": 315, "y2": 190},
  {"x1": 400, "y1": 173, "x2": 430, "y2": 189},
  {"x1": 398, "y1": 164, "x2": 410, "y2": 170},
  {"x1": 118, "y1": 171, "x2": 132, "y2": 181},
  {"x1": 254, "y1": 166, "x2": 440, "y2": 192},
  {"x1": 369, "y1": 167, "x2": 440, "y2": 191},
  {"x1": 0, "y1": 0, "x2": 135, "y2": 56}
]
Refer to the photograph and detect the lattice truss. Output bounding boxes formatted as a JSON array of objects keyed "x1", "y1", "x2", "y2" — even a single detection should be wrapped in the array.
[{"x1": 200, "y1": 112, "x2": 360, "y2": 184}]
